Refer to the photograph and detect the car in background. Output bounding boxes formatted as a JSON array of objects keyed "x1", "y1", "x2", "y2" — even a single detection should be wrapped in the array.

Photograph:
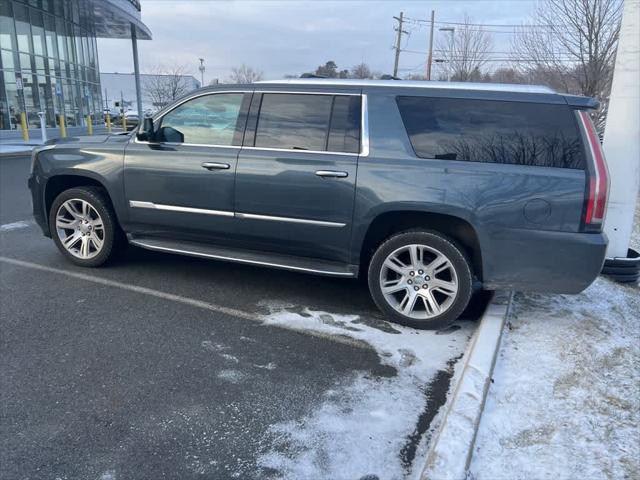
[{"x1": 109, "y1": 109, "x2": 138, "y2": 130}]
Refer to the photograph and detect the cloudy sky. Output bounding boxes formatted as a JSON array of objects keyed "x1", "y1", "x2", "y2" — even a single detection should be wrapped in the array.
[{"x1": 97, "y1": 0, "x2": 539, "y2": 83}]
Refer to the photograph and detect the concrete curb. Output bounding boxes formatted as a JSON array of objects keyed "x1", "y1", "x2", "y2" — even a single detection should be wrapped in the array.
[{"x1": 420, "y1": 291, "x2": 513, "y2": 480}]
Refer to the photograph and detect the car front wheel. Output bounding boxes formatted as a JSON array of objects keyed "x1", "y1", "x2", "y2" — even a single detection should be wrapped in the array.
[
  {"x1": 368, "y1": 230, "x2": 473, "y2": 329},
  {"x1": 49, "y1": 187, "x2": 119, "y2": 267}
]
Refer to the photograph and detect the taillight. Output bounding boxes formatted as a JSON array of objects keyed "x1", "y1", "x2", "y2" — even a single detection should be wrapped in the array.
[{"x1": 577, "y1": 110, "x2": 609, "y2": 231}]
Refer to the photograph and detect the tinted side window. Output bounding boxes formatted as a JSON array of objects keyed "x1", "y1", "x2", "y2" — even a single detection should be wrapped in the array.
[
  {"x1": 255, "y1": 93, "x2": 333, "y2": 151},
  {"x1": 159, "y1": 93, "x2": 244, "y2": 145},
  {"x1": 328, "y1": 95, "x2": 361, "y2": 154},
  {"x1": 396, "y1": 96, "x2": 585, "y2": 169}
]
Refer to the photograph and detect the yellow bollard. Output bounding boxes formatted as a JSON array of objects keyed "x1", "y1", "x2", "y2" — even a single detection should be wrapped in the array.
[
  {"x1": 86, "y1": 115, "x2": 93, "y2": 135},
  {"x1": 122, "y1": 114, "x2": 127, "y2": 132},
  {"x1": 20, "y1": 112, "x2": 29, "y2": 142},
  {"x1": 106, "y1": 113, "x2": 111, "y2": 133},
  {"x1": 58, "y1": 114, "x2": 67, "y2": 138}
]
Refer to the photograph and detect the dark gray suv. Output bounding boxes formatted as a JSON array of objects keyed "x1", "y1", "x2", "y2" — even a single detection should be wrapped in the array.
[{"x1": 28, "y1": 79, "x2": 609, "y2": 329}]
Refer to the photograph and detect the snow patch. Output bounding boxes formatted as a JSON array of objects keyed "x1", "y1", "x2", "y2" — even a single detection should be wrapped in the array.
[
  {"x1": 470, "y1": 278, "x2": 640, "y2": 479},
  {"x1": 253, "y1": 362, "x2": 277, "y2": 370},
  {"x1": 98, "y1": 470, "x2": 116, "y2": 480},
  {"x1": 0, "y1": 220, "x2": 31, "y2": 232},
  {"x1": 257, "y1": 306, "x2": 474, "y2": 479},
  {"x1": 201, "y1": 340, "x2": 226, "y2": 353},
  {"x1": 219, "y1": 353, "x2": 239, "y2": 363},
  {"x1": 217, "y1": 369, "x2": 245, "y2": 384}
]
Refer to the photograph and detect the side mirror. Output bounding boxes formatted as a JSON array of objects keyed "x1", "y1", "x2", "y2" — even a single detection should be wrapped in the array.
[
  {"x1": 156, "y1": 126, "x2": 184, "y2": 143},
  {"x1": 136, "y1": 117, "x2": 154, "y2": 141}
]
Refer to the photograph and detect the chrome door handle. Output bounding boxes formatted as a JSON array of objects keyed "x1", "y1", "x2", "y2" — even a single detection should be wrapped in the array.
[
  {"x1": 202, "y1": 162, "x2": 230, "y2": 170},
  {"x1": 315, "y1": 170, "x2": 348, "y2": 178}
]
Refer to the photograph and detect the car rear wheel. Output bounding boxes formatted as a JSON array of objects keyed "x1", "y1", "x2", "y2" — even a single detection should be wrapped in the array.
[
  {"x1": 49, "y1": 187, "x2": 119, "y2": 267},
  {"x1": 368, "y1": 230, "x2": 473, "y2": 329}
]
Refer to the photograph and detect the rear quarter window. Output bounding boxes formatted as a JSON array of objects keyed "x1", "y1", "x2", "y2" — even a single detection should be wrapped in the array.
[{"x1": 396, "y1": 96, "x2": 585, "y2": 169}]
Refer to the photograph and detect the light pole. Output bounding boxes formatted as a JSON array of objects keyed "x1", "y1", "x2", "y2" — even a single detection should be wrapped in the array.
[
  {"x1": 439, "y1": 27, "x2": 455, "y2": 81},
  {"x1": 198, "y1": 58, "x2": 205, "y2": 87}
]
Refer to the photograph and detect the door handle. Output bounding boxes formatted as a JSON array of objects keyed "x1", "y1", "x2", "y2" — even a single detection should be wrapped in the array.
[
  {"x1": 202, "y1": 162, "x2": 230, "y2": 170},
  {"x1": 315, "y1": 170, "x2": 348, "y2": 178}
]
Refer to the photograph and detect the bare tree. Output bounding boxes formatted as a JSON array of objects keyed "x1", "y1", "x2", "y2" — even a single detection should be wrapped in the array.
[
  {"x1": 512, "y1": 0, "x2": 622, "y2": 130},
  {"x1": 351, "y1": 63, "x2": 372, "y2": 79},
  {"x1": 143, "y1": 65, "x2": 192, "y2": 111},
  {"x1": 436, "y1": 15, "x2": 492, "y2": 82},
  {"x1": 487, "y1": 67, "x2": 526, "y2": 84},
  {"x1": 226, "y1": 64, "x2": 264, "y2": 84}
]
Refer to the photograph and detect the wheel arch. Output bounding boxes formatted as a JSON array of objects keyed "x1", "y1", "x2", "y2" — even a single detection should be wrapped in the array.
[
  {"x1": 43, "y1": 174, "x2": 120, "y2": 234},
  {"x1": 357, "y1": 209, "x2": 483, "y2": 281}
]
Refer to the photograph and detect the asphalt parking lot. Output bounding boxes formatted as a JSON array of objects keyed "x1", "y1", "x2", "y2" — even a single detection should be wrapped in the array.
[{"x1": 0, "y1": 154, "x2": 487, "y2": 480}]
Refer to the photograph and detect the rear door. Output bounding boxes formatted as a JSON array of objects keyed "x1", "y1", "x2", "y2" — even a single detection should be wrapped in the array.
[
  {"x1": 234, "y1": 91, "x2": 362, "y2": 262},
  {"x1": 124, "y1": 91, "x2": 251, "y2": 241}
]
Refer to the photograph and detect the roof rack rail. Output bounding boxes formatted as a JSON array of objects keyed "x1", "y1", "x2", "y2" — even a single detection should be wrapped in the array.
[{"x1": 255, "y1": 78, "x2": 557, "y2": 94}]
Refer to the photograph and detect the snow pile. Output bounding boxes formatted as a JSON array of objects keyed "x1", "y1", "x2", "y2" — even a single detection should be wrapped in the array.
[
  {"x1": 424, "y1": 294, "x2": 510, "y2": 480},
  {"x1": 470, "y1": 277, "x2": 639, "y2": 479},
  {"x1": 257, "y1": 306, "x2": 474, "y2": 479}
]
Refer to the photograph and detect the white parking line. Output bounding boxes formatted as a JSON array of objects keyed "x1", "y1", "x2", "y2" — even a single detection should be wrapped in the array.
[
  {"x1": 0, "y1": 220, "x2": 32, "y2": 232},
  {"x1": 0, "y1": 256, "x2": 368, "y2": 349}
]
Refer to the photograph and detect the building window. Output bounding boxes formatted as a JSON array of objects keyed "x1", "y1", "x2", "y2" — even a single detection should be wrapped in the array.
[{"x1": 1, "y1": 0, "x2": 105, "y2": 130}]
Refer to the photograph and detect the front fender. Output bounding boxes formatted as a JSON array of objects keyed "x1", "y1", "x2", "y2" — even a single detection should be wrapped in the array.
[{"x1": 34, "y1": 140, "x2": 128, "y2": 228}]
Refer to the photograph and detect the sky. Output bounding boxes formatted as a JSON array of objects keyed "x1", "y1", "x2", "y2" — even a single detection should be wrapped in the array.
[{"x1": 97, "y1": 0, "x2": 539, "y2": 84}]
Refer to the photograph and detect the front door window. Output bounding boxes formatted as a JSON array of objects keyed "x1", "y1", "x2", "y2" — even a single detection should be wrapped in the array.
[{"x1": 157, "y1": 93, "x2": 245, "y2": 145}]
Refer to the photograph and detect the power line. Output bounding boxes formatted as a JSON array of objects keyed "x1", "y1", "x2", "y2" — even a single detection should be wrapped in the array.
[
  {"x1": 403, "y1": 17, "x2": 525, "y2": 28},
  {"x1": 403, "y1": 16, "x2": 597, "y2": 29},
  {"x1": 403, "y1": 21, "x2": 523, "y2": 34},
  {"x1": 401, "y1": 48, "x2": 575, "y2": 59}
]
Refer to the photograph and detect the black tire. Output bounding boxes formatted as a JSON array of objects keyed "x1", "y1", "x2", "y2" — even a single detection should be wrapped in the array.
[
  {"x1": 49, "y1": 186, "x2": 120, "y2": 267},
  {"x1": 368, "y1": 230, "x2": 473, "y2": 330},
  {"x1": 604, "y1": 272, "x2": 640, "y2": 284},
  {"x1": 602, "y1": 265, "x2": 639, "y2": 275}
]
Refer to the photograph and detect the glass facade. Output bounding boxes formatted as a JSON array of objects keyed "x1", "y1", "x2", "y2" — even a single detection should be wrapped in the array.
[{"x1": 0, "y1": 0, "x2": 102, "y2": 130}]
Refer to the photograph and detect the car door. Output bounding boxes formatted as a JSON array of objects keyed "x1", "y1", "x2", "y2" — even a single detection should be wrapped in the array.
[
  {"x1": 124, "y1": 90, "x2": 251, "y2": 242},
  {"x1": 234, "y1": 91, "x2": 362, "y2": 263}
]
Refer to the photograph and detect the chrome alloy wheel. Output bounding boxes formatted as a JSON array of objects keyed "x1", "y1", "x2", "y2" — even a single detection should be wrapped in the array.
[
  {"x1": 379, "y1": 244, "x2": 459, "y2": 319},
  {"x1": 55, "y1": 199, "x2": 105, "y2": 259}
]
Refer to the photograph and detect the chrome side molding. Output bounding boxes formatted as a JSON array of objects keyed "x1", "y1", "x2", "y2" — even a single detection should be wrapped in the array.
[
  {"x1": 129, "y1": 201, "x2": 234, "y2": 217},
  {"x1": 129, "y1": 201, "x2": 346, "y2": 227},
  {"x1": 235, "y1": 212, "x2": 346, "y2": 227}
]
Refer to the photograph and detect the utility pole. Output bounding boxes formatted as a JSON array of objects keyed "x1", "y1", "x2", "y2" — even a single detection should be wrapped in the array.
[
  {"x1": 426, "y1": 10, "x2": 435, "y2": 80},
  {"x1": 198, "y1": 58, "x2": 205, "y2": 87},
  {"x1": 393, "y1": 12, "x2": 408, "y2": 78},
  {"x1": 131, "y1": 23, "x2": 143, "y2": 121}
]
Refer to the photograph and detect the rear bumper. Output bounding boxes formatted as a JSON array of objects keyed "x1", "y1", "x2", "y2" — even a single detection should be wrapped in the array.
[{"x1": 482, "y1": 228, "x2": 607, "y2": 294}]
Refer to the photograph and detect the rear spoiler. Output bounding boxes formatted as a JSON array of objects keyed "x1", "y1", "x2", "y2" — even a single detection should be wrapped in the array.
[{"x1": 563, "y1": 94, "x2": 599, "y2": 110}]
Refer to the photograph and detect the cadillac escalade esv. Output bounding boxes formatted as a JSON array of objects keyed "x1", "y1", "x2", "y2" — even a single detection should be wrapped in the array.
[{"x1": 28, "y1": 79, "x2": 609, "y2": 329}]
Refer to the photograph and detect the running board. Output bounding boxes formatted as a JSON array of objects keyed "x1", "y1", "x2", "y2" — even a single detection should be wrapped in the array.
[{"x1": 128, "y1": 236, "x2": 358, "y2": 278}]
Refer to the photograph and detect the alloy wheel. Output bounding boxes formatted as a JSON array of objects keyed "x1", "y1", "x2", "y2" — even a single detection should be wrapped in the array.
[
  {"x1": 55, "y1": 198, "x2": 105, "y2": 259},
  {"x1": 379, "y1": 244, "x2": 459, "y2": 319}
]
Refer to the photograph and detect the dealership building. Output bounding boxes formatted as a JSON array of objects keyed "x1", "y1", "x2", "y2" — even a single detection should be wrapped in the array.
[{"x1": 0, "y1": 0, "x2": 151, "y2": 132}]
